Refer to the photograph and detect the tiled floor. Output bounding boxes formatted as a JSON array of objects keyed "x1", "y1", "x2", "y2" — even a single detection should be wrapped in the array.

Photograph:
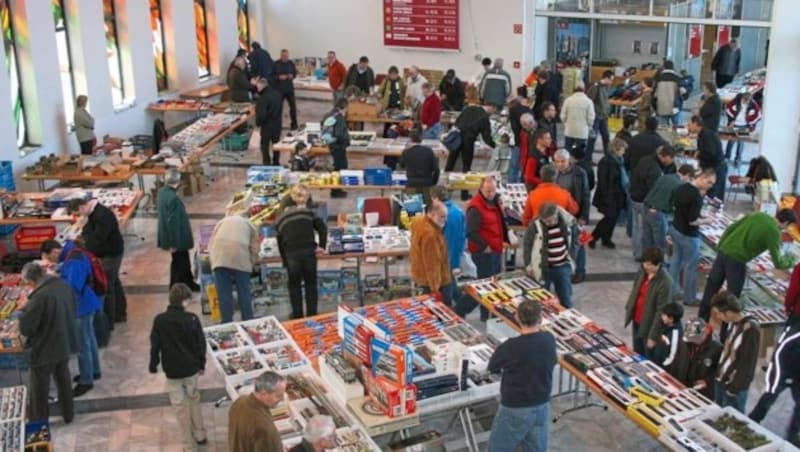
[{"x1": 17, "y1": 98, "x2": 790, "y2": 451}]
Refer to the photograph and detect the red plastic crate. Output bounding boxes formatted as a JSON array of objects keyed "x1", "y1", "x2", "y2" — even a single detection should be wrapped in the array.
[{"x1": 14, "y1": 226, "x2": 56, "y2": 253}]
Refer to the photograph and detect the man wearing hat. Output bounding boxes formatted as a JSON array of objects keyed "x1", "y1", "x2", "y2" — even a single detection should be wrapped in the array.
[
  {"x1": 157, "y1": 168, "x2": 199, "y2": 291},
  {"x1": 666, "y1": 317, "x2": 722, "y2": 399}
]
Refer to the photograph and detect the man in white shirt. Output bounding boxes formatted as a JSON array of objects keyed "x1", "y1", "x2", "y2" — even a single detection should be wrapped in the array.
[{"x1": 406, "y1": 66, "x2": 428, "y2": 103}]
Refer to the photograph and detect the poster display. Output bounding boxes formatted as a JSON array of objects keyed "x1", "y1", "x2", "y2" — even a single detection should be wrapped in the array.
[
  {"x1": 688, "y1": 24, "x2": 703, "y2": 58},
  {"x1": 383, "y1": 0, "x2": 459, "y2": 50}
]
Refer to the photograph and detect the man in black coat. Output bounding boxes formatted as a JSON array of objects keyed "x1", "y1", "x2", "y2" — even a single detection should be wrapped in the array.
[
  {"x1": 399, "y1": 128, "x2": 440, "y2": 206},
  {"x1": 625, "y1": 116, "x2": 666, "y2": 173},
  {"x1": 532, "y1": 71, "x2": 560, "y2": 121},
  {"x1": 68, "y1": 197, "x2": 126, "y2": 327},
  {"x1": 439, "y1": 69, "x2": 465, "y2": 111},
  {"x1": 688, "y1": 114, "x2": 725, "y2": 200},
  {"x1": 711, "y1": 39, "x2": 741, "y2": 88},
  {"x1": 19, "y1": 262, "x2": 79, "y2": 423},
  {"x1": 508, "y1": 92, "x2": 532, "y2": 184},
  {"x1": 273, "y1": 49, "x2": 298, "y2": 130},
  {"x1": 445, "y1": 104, "x2": 496, "y2": 200},
  {"x1": 149, "y1": 283, "x2": 208, "y2": 449},
  {"x1": 699, "y1": 81, "x2": 722, "y2": 131},
  {"x1": 255, "y1": 78, "x2": 283, "y2": 166},
  {"x1": 248, "y1": 42, "x2": 273, "y2": 80}
]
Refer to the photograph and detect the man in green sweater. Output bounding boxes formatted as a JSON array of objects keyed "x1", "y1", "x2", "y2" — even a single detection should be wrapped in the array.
[
  {"x1": 642, "y1": 164, "x2": 695, "y2": 251},
  {"x1": 698, "y1": 209, "x2": 796, "y2": 320}
]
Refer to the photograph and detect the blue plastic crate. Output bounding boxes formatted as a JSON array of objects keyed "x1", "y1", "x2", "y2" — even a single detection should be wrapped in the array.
[
  {"x1": 0, "y1": 161, "x2": 15, "y2": 192},
  {"x1": 0, "y1": 353, "x2": 27, "y2": 370},
  {"x1": 363, "y1": 168, "x2": 392, "y2": 186}
]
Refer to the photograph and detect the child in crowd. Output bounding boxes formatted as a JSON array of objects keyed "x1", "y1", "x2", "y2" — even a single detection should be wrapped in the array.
[
  {"x1": 652, "y1": 302, "x2": 683, "y2": 367},
  {"x1": 666, "y1": 317, "x2": 722, "y2": 400},
  {"x1": 290, "y1": 142, "x2": 314, "y2": 172},
  {"x1": 487, "y1": 133, "x2": 511, "y2": 182},
  {"x1": 712, "y1": 291, "x2": 760, "y2": 413}
]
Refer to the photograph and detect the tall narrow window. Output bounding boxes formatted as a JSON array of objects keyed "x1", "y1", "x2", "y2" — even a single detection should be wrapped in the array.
[
  {"x1": 194, "y1": 0, "x2": 210, "y2": 78},
  {"x1": 236, "y1": 0, "x2": 249, "y2": 50},
  {"x1": 103, "y1": 0, "x2": 126, "y2": 105},
  {"x1": 52, "y1": 0, "x2": 76, "y2": 126},
  {"x1": 150, "y1": 0, "x2": 167, "y2": 91},
  {"x1": 1, "y1": 0, "x2": 28, "y2": 147}
]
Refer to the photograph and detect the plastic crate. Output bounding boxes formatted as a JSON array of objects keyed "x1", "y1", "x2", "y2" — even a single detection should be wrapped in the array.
[
  {"x1": 0, "y1": 161, "x2": 15, "y2": 192},
  {"x1": 14, "y1": 226, "x2": 57, "y2": 254},
  {"x1": 221, "y1": 132, "x2": 251, "y2": 151},
  {"x1": 0, "y1": 353, "x2": 26, "y2": 370}
]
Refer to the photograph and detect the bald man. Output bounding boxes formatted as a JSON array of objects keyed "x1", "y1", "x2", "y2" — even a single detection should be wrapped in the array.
[{"x1": 410, "y1": 199, "x2": 453, "y2": 305}]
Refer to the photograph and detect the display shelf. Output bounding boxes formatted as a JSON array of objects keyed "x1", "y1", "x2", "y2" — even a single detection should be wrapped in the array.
[{"x1": 0, "y1": 386, "x2": 25, "y2": 452}]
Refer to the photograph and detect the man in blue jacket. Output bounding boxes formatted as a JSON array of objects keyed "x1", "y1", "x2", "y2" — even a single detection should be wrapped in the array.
[
  {"x1": 432, "y1": 186, "x2": 465, "y2": 306},
  {"x1": 41, "y1": 239, "x2": 103, "y2": 397}
]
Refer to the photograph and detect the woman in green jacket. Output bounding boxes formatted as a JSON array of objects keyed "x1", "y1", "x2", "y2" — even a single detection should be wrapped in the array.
[
  {"x1": 625, "y1": 247, "x2": 673, "y2": 357},
  {"x1": 157, "y1": 169, "x2": 198, "y2": 291}
]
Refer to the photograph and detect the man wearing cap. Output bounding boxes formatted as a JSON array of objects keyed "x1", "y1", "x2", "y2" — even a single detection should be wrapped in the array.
[
  {"x1": 666, "y1": 317, "x2": 722, "y2": 399},
  {"x1": 158, "y1": 169, "x2": 199, "y2": 291}
]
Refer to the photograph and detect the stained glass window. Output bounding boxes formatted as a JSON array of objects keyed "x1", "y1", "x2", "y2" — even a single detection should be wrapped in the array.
[
  {"x1": 1, "y1": 0, "x2": 28, "y2": 147},
  {"x1": 236, "y1": 0, "x2": 249, "y2": 50},
  {"x1": 53, "y1": 0, "x2": 76, "y2": 126},
  {"x1": 150, "y1": 0, "x2": 167, "y2": 91},
  {"x1": 103, "y1": 0, "x2": 126, "y2": 105},
  {"x1": 195, "y1": 0, "x2": 210, "y2": 78}
]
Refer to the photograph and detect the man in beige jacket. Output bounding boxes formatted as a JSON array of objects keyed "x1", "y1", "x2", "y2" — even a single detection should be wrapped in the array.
[{"x1": 209, "y1": 209, "x2": 260, "y2": 323}]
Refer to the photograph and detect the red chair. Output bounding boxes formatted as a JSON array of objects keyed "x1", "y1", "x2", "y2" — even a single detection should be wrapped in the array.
[
  {"x1": 363, "y1": 198, "x2": 392, "y2": 226},
  {"x1": 375, "y1": 74, "x2": 387, "y2": 86},
  {"x1": 727, "y1": 175, "x2": 748, "y2": 204}
]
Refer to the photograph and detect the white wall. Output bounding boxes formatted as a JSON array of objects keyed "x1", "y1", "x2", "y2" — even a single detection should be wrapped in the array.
[
  {"x1": 262, "y1": 0, "x2": 526, "y2": 84},
  {"x1": 0, "y1": 0, "x2": 247, "y2": 190}
]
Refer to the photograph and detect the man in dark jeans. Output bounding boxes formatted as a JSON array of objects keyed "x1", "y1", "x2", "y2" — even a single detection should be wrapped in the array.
[
  {"x1": 455, "y1": 177, "x2": 510, "y2": 321},
  {"x1": 68, "y1": 197, "x2": 126, "y2": 326},
  {"x1": 322, "y1": 98, "x2": 351, "y2": 198},
  {"x1": 586, "y1": 70, "x2": 614, "y2": 158},
  {"x1": 272, "y1": 49, "x2": 298, "y2": 130},
  {"x1": 275, "y1": 185, "x2": 327, "y2": 319},
  {"x1": 399, "y1": 128, "x2": 439, "y2": 206},
  {"x1": 445, "y1": 103, "x2": 496, "y2": 200},
  {"x1": 254, "y1": 77, "x2": 283, "y2": 165},
  {"x1": 19, "y1": 262, "x2": 79, "y2": 423}
]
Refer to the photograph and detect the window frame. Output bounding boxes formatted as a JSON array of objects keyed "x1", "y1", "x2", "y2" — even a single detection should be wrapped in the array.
[
  {"x1": 1, "y1": 0, "x2": 31, "y2": 148},
  {"x1": 53, "y1": 0, "x2": 77, "y2": 128},
  {"x1": 237, "y1": 0, "x2": 250, "y2": 50},
  {"x1": 103, "y1": 0, "x2": 127, "y2": 105},
  {"x1": 150, "y1": 0, "x2": 168, "y2": 91},
  {"x1": 195, "y1": 0, "x2": 211, "y2": 79}
]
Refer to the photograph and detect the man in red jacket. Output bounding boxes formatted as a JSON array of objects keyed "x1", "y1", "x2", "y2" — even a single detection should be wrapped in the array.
[
  {"x1": 326, "y1": 50, "x2": 347, "y2": 104},
  {"x1": 455, "y1": 177, "x2": 510, "y2": 321},
  {"x1": 420, "y1": 83, "x2": 442, "y2": 140},
  {"x1": 521, "y1": 126, "x2": 552, "y2": 192}
]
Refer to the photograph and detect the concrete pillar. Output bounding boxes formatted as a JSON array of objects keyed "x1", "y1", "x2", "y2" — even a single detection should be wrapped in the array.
[{"x1": 759, "y1": 0, "x2": 800, "y2": 191}]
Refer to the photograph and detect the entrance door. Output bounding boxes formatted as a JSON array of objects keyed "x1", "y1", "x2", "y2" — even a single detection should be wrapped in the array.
[{"x1": 700, "y1": 25, "x2": 718, "y2": 84}]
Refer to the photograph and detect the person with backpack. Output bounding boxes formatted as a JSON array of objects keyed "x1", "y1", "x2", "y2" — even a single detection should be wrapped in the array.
[
  {"x1": 321, "y1": 98, "x2": 351, "y2": 198},
  {"x1": 39, "y1": 239, "x2": 104, "y2": 397},
  {"x1": 68, "y1": 197, "x2": 127, "y2": 327}
]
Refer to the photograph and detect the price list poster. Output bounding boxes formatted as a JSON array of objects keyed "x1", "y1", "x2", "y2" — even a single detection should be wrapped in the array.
[{"x1": 383, "y1": 0, "x2": 460, "y2": 50}]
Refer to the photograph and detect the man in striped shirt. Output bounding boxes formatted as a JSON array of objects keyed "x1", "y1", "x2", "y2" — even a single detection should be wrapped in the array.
[
  {"x1": 523, "y1": 203, "x2": 576, "y2": 308},
  {"x1": 712, "y1": 291, "x2": 760, "y2": 413}
]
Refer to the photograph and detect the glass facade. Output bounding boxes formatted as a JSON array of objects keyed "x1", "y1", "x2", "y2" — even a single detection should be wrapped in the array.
[{"x1": 1, "y1": 0, "x2": 27, "y2": 147}]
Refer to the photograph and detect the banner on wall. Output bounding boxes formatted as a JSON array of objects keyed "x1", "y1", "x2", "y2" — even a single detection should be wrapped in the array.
[
  {"x1": 717, "y1": 26, "x2": 731, "y2": 48},
  {"x1": 688, "y1": 24, "x2": 702, "y2": 58},
  {"x1": 383, "y1": 0, "x2": 460, "y2": 50}
]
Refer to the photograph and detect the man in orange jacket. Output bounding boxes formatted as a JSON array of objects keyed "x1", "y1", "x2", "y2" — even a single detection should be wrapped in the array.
[
  {"x1": 409, "y1": 199, "x2": 453, "y2": 305},
  {"x1": 522, "y1": 164, "x2": 579, "y2": 226}
]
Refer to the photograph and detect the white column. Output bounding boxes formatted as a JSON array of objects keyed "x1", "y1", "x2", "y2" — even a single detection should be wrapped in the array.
[{"x1": 759, "y1": 0, "x2": 800, "y2": 191}]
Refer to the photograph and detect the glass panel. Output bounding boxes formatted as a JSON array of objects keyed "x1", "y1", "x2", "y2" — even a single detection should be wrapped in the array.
[
  {"x1": 593, "y1": 0, "x2": 649, "y2": 15},
  {"x1": 103, "y1": 0, "x2": 125, "y2": 105},
  {"x1": 150, "y1": 0, "x2": 167, "y2": 91},
  {"x1": 716, "y1": 0, "x2": 772, "y2": 21},
  {"x1": 1, "y1": 0, "x2": 27, "y2": 147},
  {"x1": 236, "y1": 0, "x2": 249, "y2": 50},
  {"x1": 653, "y1": 0, "x2": 707, "y2": 18},
  {"x1": 195, "y1": 0, "x2": 210, "y2": 78},
  {"x1": 535, "y1": 0, "x2": 589, "y2": 12},
  {"x1": 56, "y1": 33, "x2": 75, "y2": 124}
]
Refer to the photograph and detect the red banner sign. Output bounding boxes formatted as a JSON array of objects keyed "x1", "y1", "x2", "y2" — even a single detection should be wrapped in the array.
[
  {"x1": 717, "y1": 26, "x2": 731, "y2": 48},
  {"x1": 688, "y1": 25, "x2": 702, "y2": 58},
  {"x1": 383, "y1": 0, "x2": 459, "y2": 50}
]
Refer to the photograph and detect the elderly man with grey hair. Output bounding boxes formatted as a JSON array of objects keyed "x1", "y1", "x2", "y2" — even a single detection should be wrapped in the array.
[
  {"x1": 553, "y1": 148, "x2": 591, "y2": 283},
  {"x1": 157, "y1": 168, "x2": 198, "y2": 291},
  {"x1": 406, "y1": 65, "x2": 428, "y2": 103},
  {"x1": 290, "y1": 415, "x2": 337, "y2": 452},
  {"x1": 19, "y1": 262, "x2": 80, "y2": 423},
  {"x1": 229, "y1": 371, "x2": 287, "y2": 452},
  {"x1": 480, "y1": 57, "x2": 512, "y2": 108}
]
